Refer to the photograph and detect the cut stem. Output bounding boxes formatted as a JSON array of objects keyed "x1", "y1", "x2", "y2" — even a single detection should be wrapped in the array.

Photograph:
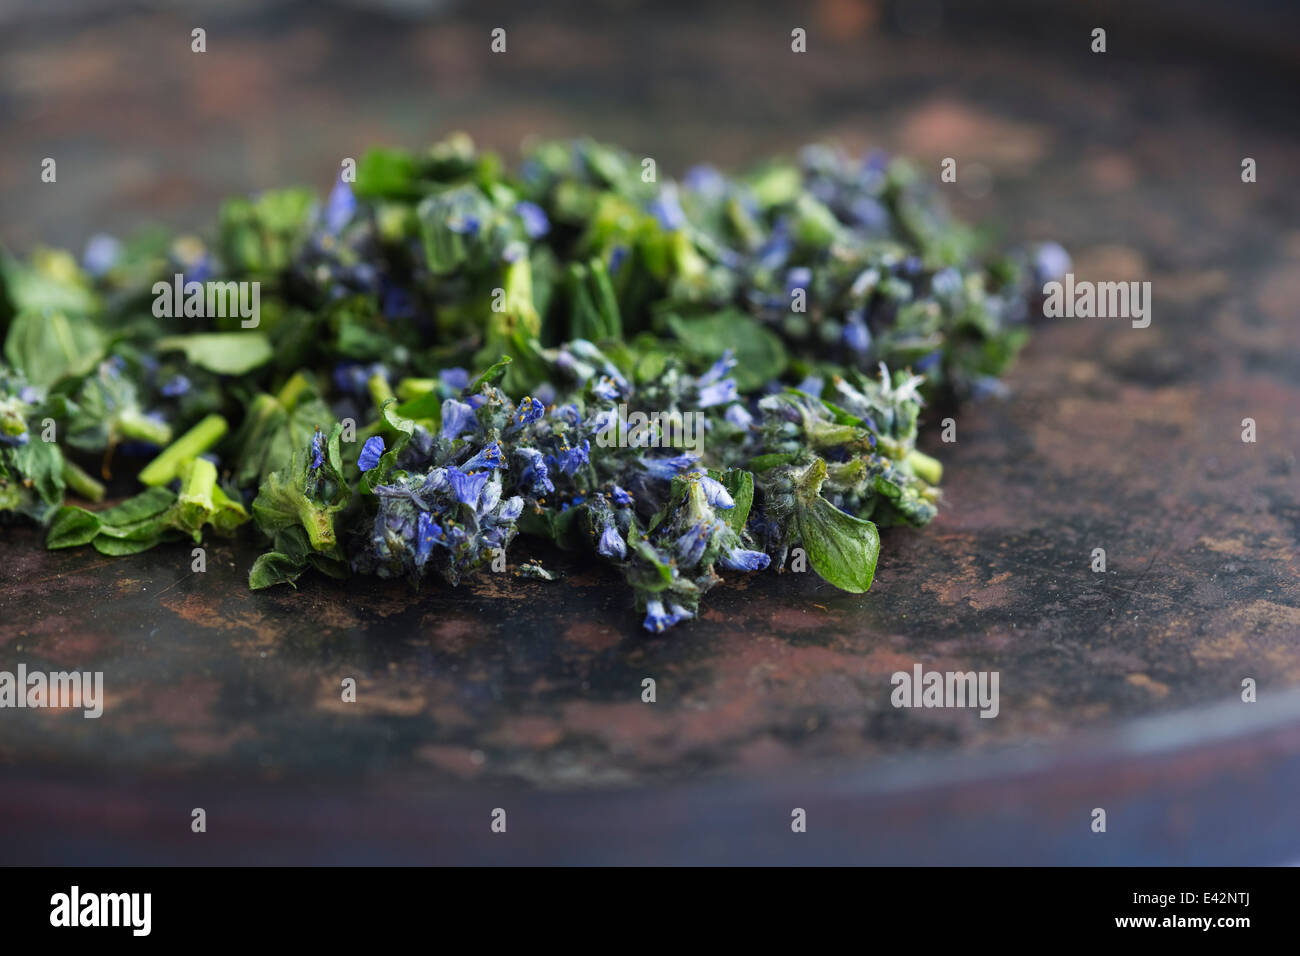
[
  {"x1": 177, "y1": 457, "x2": 217, "y2": 532},
  {"x1": 61, "y1": 457, "x2": 106, "y2": 502},
  {"x1": 139, "y1": 414, "x2": 229, "y2": 487}
]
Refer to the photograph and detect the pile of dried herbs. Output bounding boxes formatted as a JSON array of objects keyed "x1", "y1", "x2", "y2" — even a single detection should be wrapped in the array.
[{"x1": 0, "y1": 135, "x2": 1066, "y2": 631}]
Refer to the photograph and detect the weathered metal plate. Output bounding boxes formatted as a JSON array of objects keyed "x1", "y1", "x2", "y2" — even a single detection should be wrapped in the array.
[{"x1": 1, "y1": 3, "x2": 1297, "y2": 864}]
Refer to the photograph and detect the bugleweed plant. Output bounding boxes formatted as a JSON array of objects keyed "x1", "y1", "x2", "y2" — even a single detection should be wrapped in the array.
[{"x1": 0, "y1": 135, "x2": 1066, "y2": 631}]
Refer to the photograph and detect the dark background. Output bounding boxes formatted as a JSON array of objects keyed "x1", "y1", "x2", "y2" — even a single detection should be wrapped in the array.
[{"x1": 1, "y1": 0, "x2": 1298, "y2": 864}]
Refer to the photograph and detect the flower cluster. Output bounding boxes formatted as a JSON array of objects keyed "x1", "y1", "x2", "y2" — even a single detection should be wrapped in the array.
[{"x1": 1, "y1": 133, "x2": 1054, "y2": 634}]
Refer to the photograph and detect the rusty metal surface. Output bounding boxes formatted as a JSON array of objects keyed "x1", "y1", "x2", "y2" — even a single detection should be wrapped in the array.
[{"x1": 1, "y1": 3, "x2": 1298, "y2": 863}]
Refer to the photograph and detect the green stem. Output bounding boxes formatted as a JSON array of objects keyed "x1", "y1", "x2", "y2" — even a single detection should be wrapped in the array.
[
  {"x1": 396, "y1": 377, "x2": 438, "y2": 402},
  {"x1": 139, "y1": 414, "x2": 229, "y2": 487},
  {"x1": 117, "y1": 410, "x2": 173, "y2": 447},
  {"x1": 276, "y1": 371, "x2": 310, "y2": 411},
  {"x1": 905, "y1": 449, "x2": 943, "y2": 486},
  {"x1": 177, "y1": 457, "x2": 217, "y2": 532},
  {"x1": 368, "y1": 373, "x2": 396, "y2": 415},
  {"x1": 296, "y1": 497, "x2": 336, "y2": 551},
  {"x1": 210, "y1": 483, "x2": 250, "y2": 534},
  {"x1": 61, "y1": 457, "x2": 106, "y2": 502}
]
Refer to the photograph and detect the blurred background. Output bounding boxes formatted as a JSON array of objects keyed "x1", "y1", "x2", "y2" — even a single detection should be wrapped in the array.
[
  {"x1": 4, "y1": 0, "x2": 1298, "y2": 254},
  {"x1": 2, "y1": 0, "x2": 1299, "y2": 864}
]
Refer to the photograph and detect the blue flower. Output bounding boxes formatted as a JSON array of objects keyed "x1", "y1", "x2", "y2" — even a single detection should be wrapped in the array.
[
  {"x1": 609, "y1": 245, "x2": 628, "y2": 275},
  {"x1": 83, "y1": 234, "x2": 122, "y2": 277},
  {"x1": 358, "y1": 435, "x2": 385, "y2": 472},
  {"x1": 698, "y1": 379, "x2": 738, "y2": 408},
  {"x1": 560, "y1": 495, "x2": 585, "y2": 512},
  {"x1": 309, "y1": 432, "x2": 325, "y2": 471},
  {"x1": 611, "y1": 485, "x2": 633, "y2": 506},
  {"x1": 512, "y1": 395, "x2": 545, "y2": 427},
  {"x1": 674, "y1": 522, "x2": 712, "y2": 566},
  {"x1": 640, "y1": 453, "x2": 699, "y2": 481},
  {"x1": 462, "y1": 441, "x2": 504, "y2": 472},
  {"x1": 843, "y1": 311, "x2": 872, "y2": 354},
  {"x1": 160, "y1": 374, "x2": 191, "y2": 397},
  {"x1": 785, "y1": 267, "x2": 812, "y2": 295},
  {"x1": 333, "y1": 361, "x2": 385, "y2": 396},
  {"x1": 514, "y1": 200, "x2": 550, "y2": 239},
  {"x1": 643, "y1": 599, "x2": 674, "y2": 633},
  {"x1": 497, "y1": 496, "x2": 524, "y2": 522},
  {"x1": 415, "y1": 512, "x2": 444, "y2": 566},
  {"x1": 693, "y1": 473, "x2": 734, "y2": 509},
  {"x1": 447, "y1": 213, "x2": 480, "y2": 236},
  {"x1": 757, "y1": 224, "x2": 792, "y2": 271},
  {"x1": 557, "y1": 438, "x2": 590, "y2": 476},
  {"x1": 643, "y1": 598, "x2": 692, "y2": 633},
  {"x1": 439, "y1": 367, "x2": 470, "y2": 390},
  {"x1": 930, "y1": 267, "x2": 963, "y2": 302},
  {"x1": 697, "y1": 350, "x2": 736, "y2": 387},
  {"x1": 591, "y1": 376, "x2": 620, "y2": 402},
  {"x1": 795, "y1": 375, "x2": 824, "y2": 397},
  {"x1": 970, "y1": 376, "x2": 1009, "y2": 400},
  {"x1": 447, "y1": 466, "x2": 488, "y2": 506},
  {"x1": 441, "y1": 399, "x2": 477, "y2": 440},
  {"x1": 597, "y1": 522, "x2": 626, "y2": 560},
  {"x1": 478, "y1": 474, "x2": 502, "y2": 514},
  {"x1": 724, "y1": 403, "x2": 753, "y2": 429},
  {"x1": 648, "y1": 184, "x2": 686, "y2": 231},
  {"x1": 382, "y1": 283, "x2": 413, "y2": 319},
  {"x1": 590, "y1": 408, "x2": 618, "y2": 441},
  {"x1": 683, "y1": 164, "x2": 726, "y2": 199},
  {"x1": 1033, "y1": 242, "x2": 1072, "y2": 286},
  {"x1": 719, "y1": 547, "x2": 771, "y2": 571},
  {"x1": 516, "y1": 448, "x2": 554, "y2": 496},
  {"x1": 550, "y1": 403, "x2": 582, "y2": 427},
  {"x1": 325, "y1": 178, "x2": 357, "y2": 234},
  {"x1": 421, "y1": 468, "x2": 450, "y2": 495},
  {"x1": 379, "y1": 509, "x2": 415, "y2": 546},
  {"x1": 850, "y1": 196, "x2": 888, "y2": 231}
]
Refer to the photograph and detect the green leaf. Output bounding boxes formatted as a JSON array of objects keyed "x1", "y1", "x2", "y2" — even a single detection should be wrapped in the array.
[
  {"x1": 46, "y1": 507, "x2": 102, "y2": 549},
  {"x1": 747, "y1": 452, "x2": 798, "y2": 472},
  {"x1": 1, "y1": 249, "x2": 99, "y2": 316},
  {"x1": 665, "y1": 310, "x2": 787, "y2": 391},
  {"x1": 354, "y1": 148, "x2": 420, "y2": 200},
  {"x1": 796, "y1": 496, "x2": 880, "y2": 594},
  {"x1": 94, "y1": 534, "x2": 171, "y2": 556},
  {"x1": 94, "y1": 487, "x2": 177, "y2": 526},
  {"x1": 469, "y1": 355, "x2": 512, "y2": 393},
  {"x1": 4, "y1": 310, "x2": 106, "y2": 386},
  {"x1": 393, "y1": 389, "x2": 442, "y2": 424},
  {"x1": 11, "y1": 436, "x2": 65, "y2": 508},
  {"x1": 249, "y1": 550, "x2": 308, "y2": 589},
  {"x1": 155, "y1": 333, "x2": 273, "y2": 375},
  {"x1": 712, "y1": 468, "x2": 753, "y2": 532}
]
